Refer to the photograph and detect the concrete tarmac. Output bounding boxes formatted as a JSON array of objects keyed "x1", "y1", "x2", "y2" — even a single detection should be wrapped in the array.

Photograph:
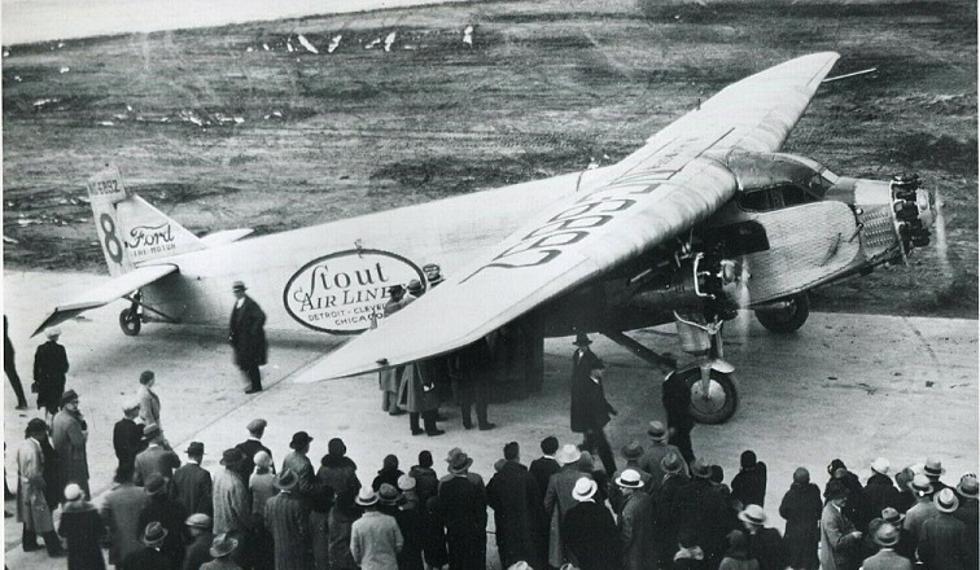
[{"x1": 3, "y1": 270, "x2": 977, "y2": 568}]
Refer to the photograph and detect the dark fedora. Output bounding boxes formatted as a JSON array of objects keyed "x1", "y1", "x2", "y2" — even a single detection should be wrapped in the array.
[
  {"x1": 378, "y1": 483, "x2": 401, "y2": 506},
  {"x1": 274, "y1": 469, "x2": 298, "y2": 491},
  {"x1": 824, "y1": 479, "x2": 849, "y2": 500},
  {"x1": 142, "y1": 521, "x2": 168, "y2": 547},
  {"x1": 573, "y1": 332, "x2": 592, "y2": 346},
  {"x1": 621, "y1": 440, "x2": 644, "y2": 460},
  {"x1": 145, "y1": 473, "x2": 167, "y2": 496},
  {"x1": 661, "y1": 452, "x2": 684, "y2": 475},
  {"x1": 232, "y1": 280, "x2": 247, "y2": 291},
  {"x1": 290, "y1": 431, "x2": 314, "y2": 449},
  {"x1": 957, "y1": 474, "x2": 979, "y2": 499},
  {"x1": 690, "y1": 458, "x2": 712, "y2": 479},
  {"x1": 873, "y1": 523, "x2": 900, "y2": 547},
  {"x1": 209, "y1": 533, "x2": 239, "y2": 558},
  {"x1": 185, "y1": 441, "x2": 205, "y2": 456},
  {"x1": 220, "y1": 448, "x2": 244, "y2": 466},
  {"x1": 447, "y1": 449, "x2": 473, "y2": 474}
]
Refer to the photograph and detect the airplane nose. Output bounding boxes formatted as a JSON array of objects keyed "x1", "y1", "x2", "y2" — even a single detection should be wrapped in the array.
[{"x1": 891, "y1": 174, "x2": 931, "y2": 252}]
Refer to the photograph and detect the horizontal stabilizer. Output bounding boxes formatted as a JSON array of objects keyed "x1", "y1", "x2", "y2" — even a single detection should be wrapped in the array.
[
  {"x1": 31, "y1": 264, "x2": 178, "y2": 336},
  {"x1": 200, "y1": 228, "x2": 254, "y2": 247}
]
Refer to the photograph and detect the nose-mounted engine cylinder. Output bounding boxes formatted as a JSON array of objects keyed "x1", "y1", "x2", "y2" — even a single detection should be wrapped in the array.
[{"x1": 891, "y1": 173, "x2": 932, "y2": 254}]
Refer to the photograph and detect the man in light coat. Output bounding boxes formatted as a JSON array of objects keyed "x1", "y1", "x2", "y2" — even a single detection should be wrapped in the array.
[
  {"x1": 101, "y1": 463, "x2": 149, "y2": 566},
  {"x1": 617, "y1": 469, "x2": 656, "y2": 570},
  {"x1": 819, "y1": 479, "x2": 863, "y2": 570},
  {"x1": 51, "y1": 389, "x2": 90, "y2": 497},
  {"x1": 137, "y1": 370, "x2": 163, "y2": 433},
  {"x1": 213, "y1": 448, "x2": 251, "y2": 537},
  {"x1": 859, "y1": 523, "x2": 911, "y2": 570},
  {"x1": 16, "y1": 418, "x2": 65, "y2": 556},
  {"x1": 544, "y1": 444, "x2": 590, "y2": 568},
  {"x1": 134, "y1": 424, "x2": 181, "y2": 486},
  {"x1": 351, "y1": 487, "x2": 403, "y2": 569},
  {"x1": 265, "y1": 469, "x2": 314, "y2": 570},
  {"x1": 638, "y1": 420, "x2": 689, "y2": 491}
]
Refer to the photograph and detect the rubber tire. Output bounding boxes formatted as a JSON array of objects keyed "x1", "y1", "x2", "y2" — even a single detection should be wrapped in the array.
[
  {"x1": 755, "y1": 292, "x2": 810, "y2": 334},
  {"x1": 119, "y1": 308, "x2": 141, "y2": 336},
  {"x1": 678, "y1": 367, "x2": 738, "y2": 425}
]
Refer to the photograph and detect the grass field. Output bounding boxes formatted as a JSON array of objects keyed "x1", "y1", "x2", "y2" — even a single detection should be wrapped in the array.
[{"x1": 2, "y1": 0, "x2": 976, "y2": 317}]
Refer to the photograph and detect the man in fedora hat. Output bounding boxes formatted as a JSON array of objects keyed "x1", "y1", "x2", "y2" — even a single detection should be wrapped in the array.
[
  {"x1": 903, "y1": 473, "x2": 939, "y2": 547},
  {"x1": 16, "y1": 417, "x2": 65, "y2": 557},
  {"x1": 819, "y1": 479, "x2": 863, "y2": 570},
  {"x1": 134, "y1": 423, "x2": 181, "y2": 486},
  {"x1": 863, "y1": 457, "x2": 901, "y2": 520},
  {"x1": 860, "y1": 523, "x2": 912, "y2": 570},
  {"x1": 264, "y1": 469, "x2": 315, "y2": 570},
  {"x1": 923, "y1": 457, "x2": 950, "y2": 492},
  {"x1": 282, "y1": 430, "x2": 326, "y2": 507},
  {"x1": 123, "y1": 521, "x2": 172, "y2": 570},
  {"x1": 183, "y1": 513, "x2": 215, "y2": 570},
  {"x1": 639, "y1": 420, "x2": 689, "y2": 492},
  {"x1": 172, "y1": 441, "x2": 213, "y2": 516},
  {"x1": 609, "y1": 441, "x2": 652, "y2": 512},
  {"x1": 674, "y1": 458, "x2": 733, "y2": 568},
  {"x1": 201, "y1": 533, "x2": 241, "y2": 570},
  {"x1": 101, "y1": 463, "x2": 148, "y2": 566},
  {"x1": 434, "y1": 447, "x2": 487, "y2": 570},
  {"x1": 877, "y1": 507, "x2": 915, "y2": 561},
  {"x1": 654, "y1": 452, "x2": 689, "y2": 568},
  {"x1": 616, "y1": 469, "x2": 656, "y2": 570},
  {"x1": 138, "y1": 473, "x2": 189, "y2": 568},
  {"x1": 229, "y1": 280, "x2": 268, "y2": 394},
  {"x1": 570, "y1": 357, "x2": 618, "y2": 475},
  {"x1": 544, "y1": 443, "x2": 589, "y2": 568},
  {"x1": 952, "y1": 474, "x2": 978, "y2": 569},
  {"x1": 778, "y1": 467, "x2": 822, "y2": 570},
  {"x1": 738, "y1": 504, "x2": 786, "y2": 570},
  {"x1": 33, "y1": 326, "x2": 69, "y2": 422},
  {"x1": 918, "y1": 488, "x2": 970, "y2": 569},
  {"x1": 352, "y1": 486, "x2": 403, "y2": 569},
  {"x1": 59, "y1": 482, "x2": 106, "y2": 570},
  {"x1": 51, "y1": 388, "x2": 90, "y2": 498},
  {"x1": 561, "y1": 477, "x2": 620, "y2": 570},
  {"x1": 235, "y1": 418, "x2": 274, "y2": 483},
  {"x1": 487, "y1": 441, "x2": 546, "y2": 569},
  {"x1": 213, "y1": 448, "x2": 250, "y2": 537},
  {"x1": 113, "y1": 400, "x2": 144, "y2": 473}
]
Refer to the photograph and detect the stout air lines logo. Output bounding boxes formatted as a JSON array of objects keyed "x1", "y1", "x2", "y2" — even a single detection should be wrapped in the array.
[{"x1": 283, "y1": 249, "x2": 426, "y2": 334}]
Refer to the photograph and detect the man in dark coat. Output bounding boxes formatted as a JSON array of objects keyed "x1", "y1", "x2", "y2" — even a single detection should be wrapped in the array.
[
  {"x1": 827, "y1": 460, "x2": 873, "y2": 533},
  {"x1": 123, "y1": 521, "x2": 173, "y2": 570},
  {"x1": 918, "y1": 488, "x2": 971, "y2": 570},
  {"x1": 487, "y1": 442, "x2": 545, "y2": 569},
  {"x1": 113, "y1": 401, "x2": 145, "y2": 473},
  {"x1": 229, "y1": 280, "x2": 267, "y2": 394},
  {"x1": 434, "y1": 448, "x2": 487, "y2": 570},
  {"x1": 52, "y1": 389, "x2": 90, "y2": 498},
  {"x1": 172, "y1": 441, "x2": 213, "y2": 516},
  {"x1": 544, "y1": 444, "x2": 590, "y2": 568},
  {"x1": 953, "y1": 474, "x2": 978, "y2": 570},
  {"x1": 863, "y1": 457, "x2": 902, "y2": 518},
  {"x1": 59, "y1": 483, "x2": 106, "y2": 570},
  {"x1": 265, "y1": 469, "x2": 315, "y2": 570},
  {"x1": 570, "y1": 357, "x2": 618, "y2": 476},
  {"x1": 5, "y1": 315, "x2": 29, "y2": 409},
  {"x1": 455, "y1": 337, "x2": 495, "y2": 430},
  {"x1": 639, "y1": 420, "x2": 688, "y2": 493},
  {"x1": 138, "y1": 473, "x2": 189, "y2": 568},
  {"x1": 409, "y1": 451, "x2": 447, "y2": 569},
  {"x1": 738, "y1": 504, "x2": 786, "y2": 570},
  {"x1": 134, "y1": 424, "x2": 181, "y2": 486},
  {"x1": 731, "y1": 450, "x2": 767, "y2": 509},
  {"x1": 102, "y1": 464, "x2": 149, "y2": 566},
  {"x1": 234, "y1": 418, "x2": 273, "y2": 483},
  {"x1": 183, "y1": 514, "x2": 214, "y2": 570},
  {"x1": 616, "y1": 469, "x2": 655, "y2": 570},
  {"x1": 654, "y1": 452, "x2": 689, "y2": 569},
  {"x1": 529, "y1": 436, "x2": 560, "y2": 500},
  {"x1": 561, "y1": 477, "x2": 620, "y2": 570},
  {"x1": 672, "y1": 458, "x2": 734, "y2": 568},
  {"x1": 778, "y1": 467, "x2": 822, "y2": 570},
  {"x1": 33, "y1": 326, "x2": 69, "y2": 421},
  {"x1": 662, "y1": 370, "x2": 695, "y2": 464}
]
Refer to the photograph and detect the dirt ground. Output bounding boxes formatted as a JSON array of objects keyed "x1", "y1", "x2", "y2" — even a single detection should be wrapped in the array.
[
  {"x1": 2, "y1": 269, "x2": 977, "y2": 566},
  {"x1": 2, "y1": 0, "x2": 977, "y2": 317}
]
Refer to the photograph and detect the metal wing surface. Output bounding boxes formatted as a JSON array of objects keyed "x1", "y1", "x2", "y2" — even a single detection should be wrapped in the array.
[{"x1": 297, "y1": 52, "x2": 840, "y2": 382}]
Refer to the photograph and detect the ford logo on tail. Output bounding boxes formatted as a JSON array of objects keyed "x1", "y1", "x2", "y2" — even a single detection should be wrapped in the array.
[{"x1": 283, "y1": 249, "x2": 425, "y2": 334}]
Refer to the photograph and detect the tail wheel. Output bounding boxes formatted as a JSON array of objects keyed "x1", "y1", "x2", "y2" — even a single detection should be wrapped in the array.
[
  {"x1": 119, "y1": 308, "x2": 141, "y2": 336},
  {"x1": 678, "y1": 367, "x2": 738, "y2": 424},
  {"x1": 755, "y1": 292, "x2": 810, "y2": 333}
]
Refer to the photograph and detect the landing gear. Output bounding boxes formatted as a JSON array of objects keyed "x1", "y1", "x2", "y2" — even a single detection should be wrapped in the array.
[
  {"x1": 672, "y1": 365, "x2": 738, "y2": 424},
  {"x1": 119, "y1": 307, "x2": 141, "y2": 336},
  {"x1": 755, "y1": 292, "x2": 810, "y2": 333}
]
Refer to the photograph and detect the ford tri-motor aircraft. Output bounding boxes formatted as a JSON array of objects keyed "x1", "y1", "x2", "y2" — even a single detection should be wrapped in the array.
[{"x1": 36, "y1": 52, "x2": 935, "y2": 424}]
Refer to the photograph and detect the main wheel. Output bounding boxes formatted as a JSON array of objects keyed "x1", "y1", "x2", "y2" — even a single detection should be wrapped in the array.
[
  {"x1": 119, "y1": 308, "x2": 141, "y2": 336},
  {"x1": 755, "y1": 292, "x2": 810, "y2": 333},
  {"x1": 678, "y1": 367, "x2": 738, "y2": 424}
]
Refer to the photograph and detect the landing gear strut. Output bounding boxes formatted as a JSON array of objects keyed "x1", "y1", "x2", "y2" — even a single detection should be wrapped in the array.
[
  {"x1": 117, "y1": 291, "x2": 179, "y2": 336},
  {"x1": 672, "y1": 312, "x2": 738, "y2": 424}
]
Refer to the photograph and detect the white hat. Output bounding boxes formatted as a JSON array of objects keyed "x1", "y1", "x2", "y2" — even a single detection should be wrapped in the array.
[
  {"x1": 571, "y1": 477, "x2": 597, "y2": 501},
  {"x1": 63, "y1": 483, "x2": 83, "y2": 502},
  {"x1": 870, "y1": 457, "x2": 891, "y2": 475},
  {"x1": 45, "y1": 327, "x2": 61, "y2": 339},
  {"x1": 615, "y1": 469, "x2": 644, "y2": 489},
  {"x1": 555, "y1": 444, "x2": 582, "y2": 466}
]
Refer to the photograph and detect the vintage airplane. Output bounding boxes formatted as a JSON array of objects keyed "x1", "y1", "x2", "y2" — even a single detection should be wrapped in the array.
[{"x1": 35, "y1": 52, "x2": 936, "y2": 424}]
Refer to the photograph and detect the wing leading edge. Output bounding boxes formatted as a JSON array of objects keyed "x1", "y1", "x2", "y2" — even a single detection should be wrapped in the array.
[{"x1": 295, "y1": 52, "x2": 842, "y2": 382}]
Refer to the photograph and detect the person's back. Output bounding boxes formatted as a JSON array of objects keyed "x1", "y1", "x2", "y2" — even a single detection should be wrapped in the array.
[
  {"x1": 101, "y1": 482, "x2": 148, "y2": 565},
  {"x1": 731, "y1": 454, "x2": 767, "y2": 508},
  {"x1": 562, "y1": 501, "x2": 620, "y2": 570},
  {"x1": 919, "y1": 511, "x2": 969, "y2": 570},
  {"x1": 59, "y1": 498, "x2": 106, "y2": 570},
  {"x1": 351, "y1": 509, "x2": 402, "y2": 569},
  {"x1": 172, "y1": 461, "x2": 212, "y2": 516}
]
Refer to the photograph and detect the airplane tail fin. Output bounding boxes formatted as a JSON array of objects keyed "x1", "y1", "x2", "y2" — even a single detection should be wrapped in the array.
[{"x1": 87, "y1": 166, "x2": 204, "y2": 276}]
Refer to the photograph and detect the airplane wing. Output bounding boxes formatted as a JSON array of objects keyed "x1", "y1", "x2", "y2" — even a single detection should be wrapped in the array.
[
  {"x1": 295, "y1": 52, "x2": 841, "y2": 382},
  {"x1": 31, "y1": 263, "x2": 178, "y2": 336}
]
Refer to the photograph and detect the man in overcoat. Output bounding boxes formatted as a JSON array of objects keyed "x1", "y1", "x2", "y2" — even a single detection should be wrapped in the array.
[
  {"x1": 266, "y1": 469, "x2": 315, "y2": 570},
  {"x1": 101, "y1": 464, "x2": 149, "y2": 566},
  {"x1": 863, "y1": 457, "x2": 902, "y2": 519},
  {"x1": 33, "y1": 326, "x2": 68, "y2": 422},
  {"x1": 5, "y1": 315, "x2": 29, "y2": 409},
  {"x1": 434, "y1": 448, "x2": 487, "y2": 570},
  {"x1": 569, "y1": 357, "x2": 617, "y2": 475},
  {"x1": 59, "y1": 483, "x2": 106, "y2": 570},
  {"x1": 953, "y1": 474, "x2": 978, "y2": 570},
  {"x1": 52, "y1": 389, "x2": 90, "y2": 497},
  {"x1": 113, "y1": 401, "x2": 144, "y2": 473},
  {"x1": 819, "y1": 479, "x2": 863, "y2": 570},
  {"x1": 213, "y1": 449, "x2": 250, "y2": 537},
  {"x1": 234, "y1": 418, "x2": 273, "y2": 483},
  {"x1": 138, "y1": 473, "x2": 189, "y2": 568},
  {"x1": 672, "y1": 458, "x2": 733, "y2": 568},
  {"x1": 918, "y1": 488, "x2": 971, "y2": 570},
  {"x1": 137, "y1": 370, "x2": 164, "y2": 434},
  {"x1": 486, "y1": 442, "x2": 545, "y2": 569},
  {"x1": 639, "y1": 420, "x2": 688, "y2": 492},
  {"x1": 739, "y1": 504, "x2": 787, "y2": 570},
  {"x1": 561, "y1": 477, "x2": 620, "y2": 570},
  {"x1": 172, "y1": 441, "x2": 213, "y2": 516},
  {"x1": 16, "y1": 418, "x2": 65, "y2": 556},
  {"x1": 229, "y1": 280, "x2": 268, "y2": 394},
  {"x1": 653, "y1": 452, "x2": 689, "y2": 568},
  {"x1": 402, "y1": 359, "x2": 444, "y2": 436},
  {"x1": 134, "y1": 424, "x2": 181, "y2": 486},
  {"x1": 544, "y1": 444, "x2": 589, "y2": 568},
  {"x1": 616, "y1": 469, "x2": 656, "y2": 570},
  {"x1": 731, "y1": 450, "x2": 767, "y2": 509},
  {"x1": 860, "y1": 523, "x2": 912, "y2": 570},
  {"x1": 662, "y1": 370, "x2": 695, "y2": 463},
  {"x1": 778, "y1": 467, "x2": 822, "y2": 570}
]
